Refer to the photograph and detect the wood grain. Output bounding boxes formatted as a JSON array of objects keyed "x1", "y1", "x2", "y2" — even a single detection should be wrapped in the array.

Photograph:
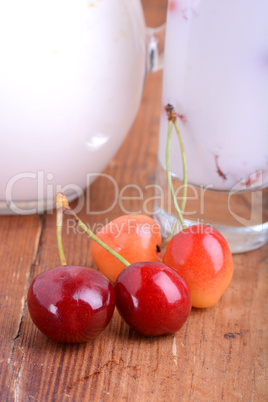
[{"x1": 0, "y1": 1, "x2": 267, "y2": 401}]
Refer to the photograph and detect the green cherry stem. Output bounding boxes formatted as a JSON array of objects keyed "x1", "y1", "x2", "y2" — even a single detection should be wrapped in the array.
[
  {"x1": 165, "y1": 104, "x2": 187, "y2": 232},
  {"x1": 55, "y1": 192, "x2": 131, "y2": 268},
  {"x1": 173, "y1": 116, "x2": 187, "y2": 213},
  {"x1": 55, "y1": 193, "x2": 67, "y2": 266}
]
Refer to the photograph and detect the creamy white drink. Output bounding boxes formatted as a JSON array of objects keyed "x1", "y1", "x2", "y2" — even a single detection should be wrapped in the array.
[
  {"x1": 158, "y1": 0, "x2": 268, "y2": 191},
  {"x1": 0, "y1": 0, "x2": 146, "y2": 212}
]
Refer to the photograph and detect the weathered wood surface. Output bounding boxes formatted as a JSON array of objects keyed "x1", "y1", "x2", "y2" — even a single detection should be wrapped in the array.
[{"x1": 0, "y1": 1, "x2": 267, "y2": 400}]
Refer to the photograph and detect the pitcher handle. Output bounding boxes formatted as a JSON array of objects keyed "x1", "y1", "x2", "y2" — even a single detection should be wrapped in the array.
[{"x1": 146, "y1": 23, "x2": 166, "y2": 73}]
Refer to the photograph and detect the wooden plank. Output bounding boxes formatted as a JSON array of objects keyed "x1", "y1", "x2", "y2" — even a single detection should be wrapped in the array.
[
  {"x1": 9, "y1": 247, "x2": 268, "y2": 401},
  {"x1": 0, "y1": 215, "x2": 43, "y2": 400}
]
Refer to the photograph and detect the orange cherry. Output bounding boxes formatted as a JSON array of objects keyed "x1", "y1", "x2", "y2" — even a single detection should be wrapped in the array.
[
  {"x1": 163, "y1": 224, "x2": 233, "y2": 308},
  {"x1": 90, "y1": 214, "x2": 162, "y2": 282}
]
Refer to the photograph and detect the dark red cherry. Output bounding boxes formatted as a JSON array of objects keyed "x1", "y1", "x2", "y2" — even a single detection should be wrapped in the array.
[
  {"x1": 27, "y1": 265, "x2": 115, "y2": 343},
  {"x1": 114, "y1": 261, "x2": 191, "y2": 337}
]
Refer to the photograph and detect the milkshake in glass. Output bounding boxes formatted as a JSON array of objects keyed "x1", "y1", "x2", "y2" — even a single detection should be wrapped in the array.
[{"x1": 155, "y1": 0, "x2": 268, "y2": 252}]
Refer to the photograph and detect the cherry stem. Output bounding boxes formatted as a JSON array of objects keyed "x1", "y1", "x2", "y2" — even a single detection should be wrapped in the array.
[
  {"x1": 165, "y1": 104, "x2": 187, "y2": 234},
  {"x1": 174, "y1": 118, "x2": 187, "y2": 213},
  {"x1": 55, "y1": 192, "x2": 131, "y2": 268},
  {"x1": 55, "y1": 193, "x2": 67, "y2": 266}
]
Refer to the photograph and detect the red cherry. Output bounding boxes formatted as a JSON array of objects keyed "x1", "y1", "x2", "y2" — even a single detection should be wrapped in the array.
[
  {"x1": 114, "y1": 261, "x2": 191, "y2": 337},
  {"x1": 163, "y1": 224, "x2": 234, "y2": 308},
  {"x1": 91, "y1": 214, "x2": 162, "y2": 282},
  {"x1": 27, "y1": 265, "x2": 115, "y2": 343}
]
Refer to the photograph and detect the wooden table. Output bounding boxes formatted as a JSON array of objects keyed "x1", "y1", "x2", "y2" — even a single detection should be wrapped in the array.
[{"x1": 1, "y1": 2, "x2": 267, "y2": 400}]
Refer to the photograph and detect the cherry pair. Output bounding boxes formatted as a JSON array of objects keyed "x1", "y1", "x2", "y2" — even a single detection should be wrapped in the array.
[
  {"x1": 28, "y1": 194, "x2": 192, "y2": 342},
  {"x1": 90, "y1": 105, "x2": 233, "y2": 309}
]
